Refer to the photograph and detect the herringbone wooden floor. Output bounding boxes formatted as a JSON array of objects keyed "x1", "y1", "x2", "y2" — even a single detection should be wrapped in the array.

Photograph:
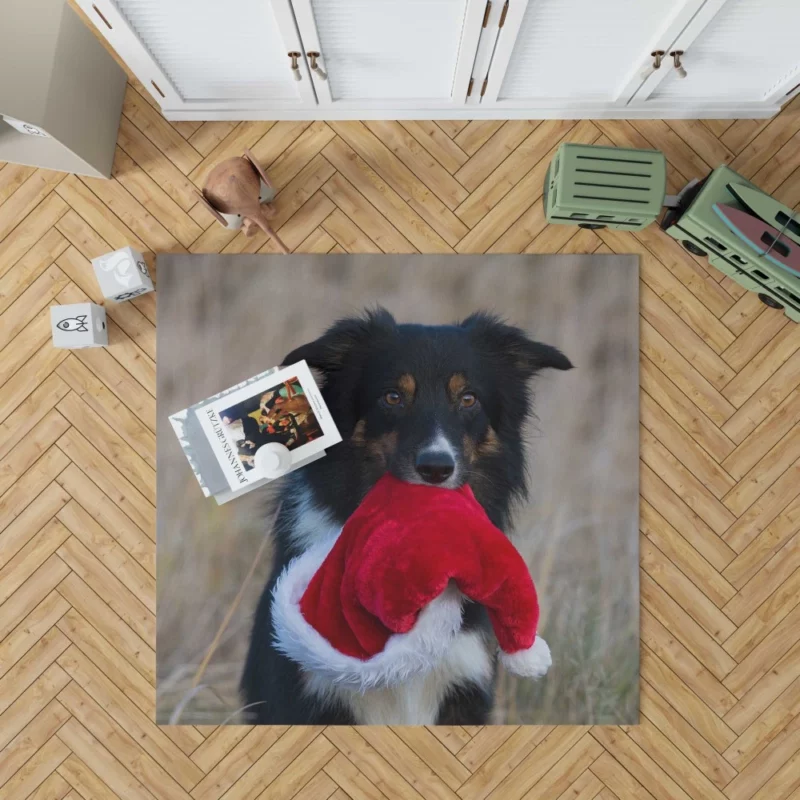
[{"x1": 3, "y1": 61, "x2": 800, "y2": 798}]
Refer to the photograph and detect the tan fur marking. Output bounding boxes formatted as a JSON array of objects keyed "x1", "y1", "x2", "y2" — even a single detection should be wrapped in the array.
[
  {"x1": 448, "y1": 373, "x2": 467, "y2": 401},
  {"x1": 398, "y1": 373, "x2": 416, "y2": 400},
  {"x1": 476, "y1": 426, "x2": 501, "y2": 456},
  {"x1": 463, "y1": 433, "x2": 478, "y2": 464},
  {"x1": 367, "y1": 431, "x2": 399, "y2": 466},
  {"x1": 351, "y1": 419, "x2": 366, "y2": 444}
]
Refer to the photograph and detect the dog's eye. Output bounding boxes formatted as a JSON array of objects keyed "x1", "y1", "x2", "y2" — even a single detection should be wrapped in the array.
[
  {"x1": 383, "y1": 390, "x2": 403, "y2": 407},
  {"x1": 460, "y1": 392, "x2": 478, "y2": 408}
]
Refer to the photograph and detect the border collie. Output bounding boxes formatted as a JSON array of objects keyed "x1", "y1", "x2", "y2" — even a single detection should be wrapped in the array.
[{"x1": 241, "y1": 308, "x2": 572, "y2": 725}]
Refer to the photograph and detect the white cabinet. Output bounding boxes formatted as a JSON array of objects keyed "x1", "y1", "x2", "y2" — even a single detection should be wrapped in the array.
[
  {"x1": 80, "y1": 0, "x2": 316, "y2": 111},
  {"x1": 289, "y1": 0, "x2": 486, "y2": 108},
  {"x1": 631, "y1": 0, "x2": 800, "y2": 109},
  {"x1": 480, "y1": 0, "x2": 706, "y2": 109},
  {"x1": 76, "y1": 0, "x2": 800, "y2": 120}
]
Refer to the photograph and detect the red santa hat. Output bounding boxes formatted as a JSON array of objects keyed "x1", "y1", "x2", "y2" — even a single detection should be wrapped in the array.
[{"x1": 272, "y1": 474, "x2": 550, "y2": 690}]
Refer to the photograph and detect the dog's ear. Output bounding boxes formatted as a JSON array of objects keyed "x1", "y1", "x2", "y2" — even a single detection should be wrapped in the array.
[
  {"x1": 460, "y1": 312, "x2": 572, "y2": 377},
  {"x1": 283, "y1": 307, "x2": 396, "y2": 372}
]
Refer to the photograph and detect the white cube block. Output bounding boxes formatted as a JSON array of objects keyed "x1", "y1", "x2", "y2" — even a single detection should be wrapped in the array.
[
  {"x1": 92, "y1": 246, "x2": 154, "y2": 302},
  {"x1": 51, "y1": 303, "x2": 107, "y2": 349}
]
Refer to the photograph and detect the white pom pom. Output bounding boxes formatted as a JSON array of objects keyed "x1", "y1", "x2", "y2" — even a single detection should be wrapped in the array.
[{"x1": 499, "y1": 636, "x2": 551, "y2": 678}]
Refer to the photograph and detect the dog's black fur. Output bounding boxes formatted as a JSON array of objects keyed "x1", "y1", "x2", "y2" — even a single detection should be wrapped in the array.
[{"x1": 241, "y1": 308, "x2": 571, "y2": 724}]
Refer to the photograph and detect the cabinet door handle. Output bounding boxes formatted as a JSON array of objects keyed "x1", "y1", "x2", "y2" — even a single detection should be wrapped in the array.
[
  {"x1": 307, "y1": 52, "x2": 328, "y2": 81},
  {"x1": 640, "y1": 50, "x2": 665, "y2": 81},
  {"x1": 288, "y1": 52, "x2": 302, "y2": 81},
  {"x1": 670, "y1": 50, "x2": 687, "y2": 79}
]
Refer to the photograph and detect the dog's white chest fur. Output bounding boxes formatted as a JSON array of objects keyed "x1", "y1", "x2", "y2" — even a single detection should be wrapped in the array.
[{"x1": 303, "y1": 629, "x2": 493, "y2": 725}]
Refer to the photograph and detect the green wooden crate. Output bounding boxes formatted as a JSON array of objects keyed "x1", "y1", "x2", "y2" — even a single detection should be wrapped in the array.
[
  {"x1": 661, "y1": 164, "x2": 800, "y2": 322},
  {"x1": 544, "y1": 143, "x2": 667, "y2": 231}
]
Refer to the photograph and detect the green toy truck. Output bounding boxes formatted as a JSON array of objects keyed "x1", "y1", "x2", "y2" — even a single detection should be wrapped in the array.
[
  {"x1": 544, "y1": 143, "x2": 667, "y2": 232},
  {"x1": 660, "y1": 165, "x2": 800, "y2": 323},
  {"x1": 544, "y1": 142, "x2": 800, "y2": 322}
]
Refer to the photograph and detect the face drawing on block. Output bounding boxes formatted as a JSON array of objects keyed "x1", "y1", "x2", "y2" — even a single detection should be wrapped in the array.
[
  {"x1": 101, "y1": 251, "x2": 136, "y2": 287},
  {"x1": 57, "y1": 315, "x2": 89, "y2": 333}
]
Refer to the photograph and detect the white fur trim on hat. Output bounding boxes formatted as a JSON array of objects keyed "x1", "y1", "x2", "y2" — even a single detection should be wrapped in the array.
[
  {"x1": 271, "y1": 542, "x2": 465, "y2": 692},
  {"x1": 499, "y1": 635, "x2": 551, "y2": 679}
]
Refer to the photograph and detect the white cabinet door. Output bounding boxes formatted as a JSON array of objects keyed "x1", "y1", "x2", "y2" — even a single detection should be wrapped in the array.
[
  {"x1": 75, "y1": 0, "x2": 316, "y2": 112},
  {"x1": 289, "y1": 0, "x2": 487, "y2": 108},
  {"x1": 480, "y1": 0, "x2": 707, "y2": 111},
  {"x1": 632, "y1": 0, "x2": 800, "y2": 109}
]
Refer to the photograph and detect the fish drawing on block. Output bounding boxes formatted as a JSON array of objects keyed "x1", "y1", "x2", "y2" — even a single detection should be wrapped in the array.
[
  {"x1": 56, "y1": 315, "x2": 89, "y2": 332},
  {"x1": 713, "y1": 203, "x2": 800, "y2": 277}
]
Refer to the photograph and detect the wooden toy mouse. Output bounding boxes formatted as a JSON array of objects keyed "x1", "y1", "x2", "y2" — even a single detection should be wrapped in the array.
[{"x1": 196, "y1": 149, "x2": 289, "y2": 254}]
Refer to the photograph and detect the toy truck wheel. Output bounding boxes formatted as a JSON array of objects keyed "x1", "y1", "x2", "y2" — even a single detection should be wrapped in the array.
[
  {"x1": 578, "y1": 223, "x2": 606, "y2": 230},
  {"x1": 682, "y1": 240, "x2": 707, "y2": 257},
  {"x1": 758, "y1": 293, "x2": 784, "y2": 310}
]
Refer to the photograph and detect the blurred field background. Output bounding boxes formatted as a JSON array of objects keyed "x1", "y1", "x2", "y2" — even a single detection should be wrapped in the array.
[{"x1": 156, "y1": 254, "x2": 639, "y2": 725}]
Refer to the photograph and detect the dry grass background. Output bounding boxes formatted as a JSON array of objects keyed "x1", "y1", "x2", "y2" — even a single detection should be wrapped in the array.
[{"x1": 155, "y1": 253, "x2": 639, "y2": 725}]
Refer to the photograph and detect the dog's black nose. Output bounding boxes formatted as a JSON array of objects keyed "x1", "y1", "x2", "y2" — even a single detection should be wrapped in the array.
[{"x1": 415, "y1": 452, "x2": 455, "y2": 484}]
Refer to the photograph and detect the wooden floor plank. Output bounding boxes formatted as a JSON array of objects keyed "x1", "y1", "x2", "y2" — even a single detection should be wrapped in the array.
[
  {"x1": 642, "y1": 572, "x2": 738, "y2": 683},
  {"x1": 0, "y1": 518, "x2": 72, "y2": 610},
  {"x1": 0, "y1": 732, "x2": 70, "y2": 800},
  {"x1": 330, "y1": 121, "x2": 468, "y2": 246},
  {"x1": 454, "y1": 120, "x2": 575, "y2": 228},
  {"x1": 57, "y1": 646, "x2": 202, "y2": 787},
  {"x1": 0, "y1": 481, "x2": 70, "y2": 569},
  {"x1": 456, "y1": 121, "x2": 591, "y2": 241},
  {"x1": 363, "y1": 120, "x2": 469, "y2": 210},
  {"x1": 58, "y1": 682, "x2": 190, "y2": 800},
  {"x1": 188, "y1": 727, "x2": 288, "y2": 800},
  {"x1": 640, "y1": 462, "x2": 736, "y2": 572},
  {"x1": 322, "y1": 208, "x2": 381, "y2": 254},
  {"x1": 321, "y1": 173, "x2": 414, "y2": 253},
  {"x1": 116, "y1": 116, "x2": 201, "y2": 212},
  {"x1": 722, "y1": 466, "x2": 800, "y2": 561},
  {"x1": 187, "y1": 122, "x2": 238, "y2": 158},
  {"x1": 640, "y1": 645, "x2": 737, "y2": 752},
  {"x1": 640, "y1": 356, "x2": 735, "y2": 463},
  {"x1": 638, "y1": 681, "x2": 737, "y2": 790},
  {"x1": 591, "y1": 726, "x2": 697, "y2": 800},
  {"x1": 0, "y1": 229, "x2": 68, "y2": 316},
  {"x1": 0, "y1": 163, "x2": 36, "y2": 207},
  {"x1": 723, "y1": 533, "x2": 800, "y2": 628},
  {"x1": 55, "y1": 529, "x2": 154, "y2": 644},
  {"x1": 400, "y1": 121, "x2": 469, "y2": 174},
  {"x1": 0, "y1": 663, "x2": 70, "y2": 754},
  {"x1": 0, "y1": 170, "x2": 65, "y2": 243},
  {"x1": 641, "y1": 534, "x2": 736, "y2": 643},
  {"x1": 0, "y1": 194, "x2": 68, "y2": 279},
  {"x1": 454, "y1": 121, "x2": 506, "y2": 156},
  {"x1": 56, "y1": 572, "x2": 154, "y2": 681},
  {"x1": 111, "y1": 148, "x2": 202, "y2": 249},
  {"x1": 454, "y1": 121, "x2": 537, "y2": 192},
  {"x1": 122, "y1": 86, "x2": 201, "y2": 176},
  {"x1": 0, "y1": 591, "x2": 69, "y2": 684},
  {"x1": 57, "y1": 752, "x2": 121, "y2": 800},
  {"x1": 0, "y1": 698, "x2": 70, "y2": 789},
  {"x1": 264, "y1": 122, "x2": 335, "y2": 191}
]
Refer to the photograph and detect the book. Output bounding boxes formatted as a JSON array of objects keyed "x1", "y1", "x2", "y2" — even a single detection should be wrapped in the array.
[{"x1": 170, "y1": 361, "x2": 341, "y2": 504}]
